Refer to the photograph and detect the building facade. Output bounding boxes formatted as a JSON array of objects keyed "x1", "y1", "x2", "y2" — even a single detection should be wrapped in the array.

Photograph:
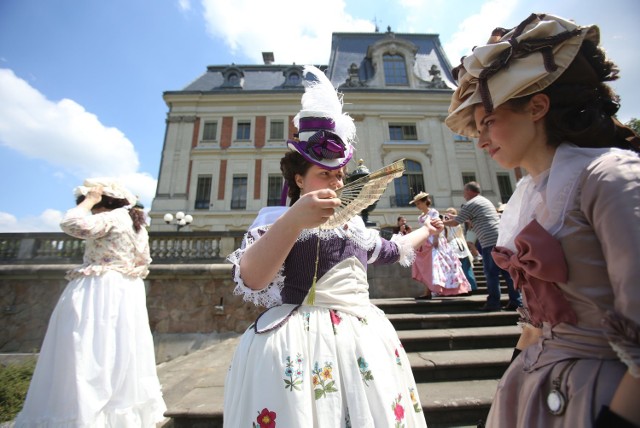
[{"x1": 149, "y1": 29, "x2": 517, "y2": 232}]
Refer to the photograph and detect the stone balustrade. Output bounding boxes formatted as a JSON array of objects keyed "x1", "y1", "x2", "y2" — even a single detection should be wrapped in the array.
[{"x1": 0, "y1": 231, "x2": 422, "y2": 360}]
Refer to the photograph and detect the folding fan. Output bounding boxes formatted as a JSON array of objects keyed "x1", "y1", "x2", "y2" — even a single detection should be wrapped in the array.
[{"x1": 322, "y1": 158, "x2": 406, "y2": 229}]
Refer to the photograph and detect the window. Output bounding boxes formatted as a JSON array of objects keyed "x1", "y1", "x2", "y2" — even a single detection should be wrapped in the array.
[
  {"x1": 267, "y1": 175, "x2": 283, "y2": 206},
  {"x1": 497, "y1": 173, "x2": 513, "y2": 203},
  {"x1": 269, "y1": 120, "x2": 284, "y2": 140},
  {"x1": 454, "y1": 134, "x2": 471, "y2": 142},
  {"x1": 389, "y1": 124, "x2": 418, "y2": 141},
  {"x1": 231, "y1": 175, "x2": 248, "y2": 209},
  {"x1": 236, "y1": 121, "x2": 251, "y2": 140},
  {"x1": 393, "y1": 160, "x2": 425, "y2": 206},
  {"x1": 202, "y1": 121, "x2": 217, "y2": 141},
  {"x1": 461, "y1": 172, "x2": 476, "y2": 185},
  {"x1": 383, "y1": 54, "x2": 408, "y2": 86},
  {"x1": 194, "y1": 175, "x2": 212, "y2": 209}
]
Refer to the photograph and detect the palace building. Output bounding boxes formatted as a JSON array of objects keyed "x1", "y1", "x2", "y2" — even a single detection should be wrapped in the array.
[{"x1": 149, "y1": 28, "x2": 517, "y2": 232}]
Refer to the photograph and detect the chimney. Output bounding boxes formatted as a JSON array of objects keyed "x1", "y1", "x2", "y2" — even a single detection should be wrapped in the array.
[{"x1": 262, "y1": 52, "x2": 274, "y2": 65}]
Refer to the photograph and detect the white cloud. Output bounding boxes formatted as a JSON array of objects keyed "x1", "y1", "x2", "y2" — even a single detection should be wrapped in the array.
[
  {"x1": 0, "y1": 68, "x2": 158, "y2": 218},
  {"x1": 200, "y1": 0, "x2": 375, "y2": 64},
  {"x1": 0, "y1": 209, "x2": 63, "y2": 232},
  {"x1": 178, "y1": 0, "x2": 191, "y2": 12},
  {"x1": 0, "y1": 68, "x2": 140, "y2": 178},
  {"x1": 443, "y1": 0, "x2": 516, "y2": 65}
]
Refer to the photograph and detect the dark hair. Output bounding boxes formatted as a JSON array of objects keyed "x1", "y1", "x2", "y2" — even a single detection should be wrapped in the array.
[
  {"x1": 506, "y1": 40, "x2": 639, "y2": 153},
  {"x1": 76, "y1": 194, "x2": 146, "y2": 232},
  {"x1": 280, "y1": 151, "x2": 314, "y2": 205},
  {"x1": 464, "y1": 181, "x2": 481, "y2": 194}
]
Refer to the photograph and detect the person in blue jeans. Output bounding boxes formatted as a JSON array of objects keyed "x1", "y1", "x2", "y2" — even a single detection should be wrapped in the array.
[{"x1": 444, "y1": 181, "x2": 521, "y2": 311}]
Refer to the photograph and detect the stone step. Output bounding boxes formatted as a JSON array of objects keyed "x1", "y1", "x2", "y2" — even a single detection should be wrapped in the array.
[
  {"x1": 387, "y1": 310, "x2": 518, "y2": 330},
  {"x1": 398, "y1": 325, "x2": 520, "y2": 353},
  {"x1": 408, "y1": 347, "x2": 511, "y2": 383},
  {"x1": 372, "y1": 295, "x2": 516, "y2": 314}
]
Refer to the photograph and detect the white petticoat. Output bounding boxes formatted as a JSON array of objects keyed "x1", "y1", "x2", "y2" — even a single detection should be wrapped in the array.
[
  {"x1": 223, "y1": 258, "x2": 427, "y2": 427},
  {"x1": 15, "y1": 270, "x2": 166, "y2": 427}
]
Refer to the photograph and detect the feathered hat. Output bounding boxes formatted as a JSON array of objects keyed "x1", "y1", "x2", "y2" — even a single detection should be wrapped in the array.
[{"x1": 287, "y1": 66, "x2": 356, "y2": 170}]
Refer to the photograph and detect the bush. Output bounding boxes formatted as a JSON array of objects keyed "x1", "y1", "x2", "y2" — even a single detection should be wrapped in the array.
[{"x1": 0, "y1": 360, "x2": 35, "y2": 422}]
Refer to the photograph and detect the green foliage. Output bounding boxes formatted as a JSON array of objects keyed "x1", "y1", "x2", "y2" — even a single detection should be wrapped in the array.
[
  {"x1": 626, "y1": 118, "x2": 640, "y2": 136},
  {"x1": 0, "y1": 360, "x2": 35, "y2": 422}
]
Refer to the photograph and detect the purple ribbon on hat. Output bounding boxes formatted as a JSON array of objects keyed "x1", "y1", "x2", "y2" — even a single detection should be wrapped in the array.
[
  {"x1": 306, "y1": 131, "x2": 345, "y2": 160},
  {"x1": 299, "y1": 117, "x2": 336, "y2": 132}
]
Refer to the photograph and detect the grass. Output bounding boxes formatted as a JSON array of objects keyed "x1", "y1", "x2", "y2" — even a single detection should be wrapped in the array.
[{"x1": 0, "y1": 359, "x2": 35, "y2": 422}]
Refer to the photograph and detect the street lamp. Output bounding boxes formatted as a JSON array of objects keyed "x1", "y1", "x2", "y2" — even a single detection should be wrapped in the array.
[{"x1": 164, "y1": 211, "x2": 193, "y2": 231}]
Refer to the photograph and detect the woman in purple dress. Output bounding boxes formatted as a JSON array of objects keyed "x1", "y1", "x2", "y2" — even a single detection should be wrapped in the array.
[{"x1": 224, "y1": 66, "x2": 442, "y2": 427}]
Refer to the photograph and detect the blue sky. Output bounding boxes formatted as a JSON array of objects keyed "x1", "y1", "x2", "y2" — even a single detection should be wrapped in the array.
[{"x1": 1, "y1": 0, "x2": 638, "y2": 231}]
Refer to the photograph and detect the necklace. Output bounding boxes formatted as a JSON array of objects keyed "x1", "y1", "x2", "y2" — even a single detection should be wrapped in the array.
[{"x1": 547, "y1": 359, "x2": 578, "y2": 416}]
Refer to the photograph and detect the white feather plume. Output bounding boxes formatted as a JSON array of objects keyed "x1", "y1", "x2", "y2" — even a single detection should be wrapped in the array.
[{"x1": 294, "y1": 65, "x2": 357, "y2": 145}]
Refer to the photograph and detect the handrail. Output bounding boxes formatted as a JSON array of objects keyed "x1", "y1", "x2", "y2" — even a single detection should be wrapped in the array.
[{"x1": 0, "y1": 231, "x2": 245, "y2": 264}]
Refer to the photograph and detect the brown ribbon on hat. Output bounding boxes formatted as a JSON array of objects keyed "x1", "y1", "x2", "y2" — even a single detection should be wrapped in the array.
[{"x1": 474, "y1": 13, "x2": 582, "y2": 113}]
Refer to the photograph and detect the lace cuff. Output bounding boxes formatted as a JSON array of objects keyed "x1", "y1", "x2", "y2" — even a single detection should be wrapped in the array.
[
  {"x1": 226, "y1": 229, "x2": 285, "y2": 308},
  {"x1": 602, "y1": 310, "x2": 640, "y2": 377},
  {"x1": 390, "y1": 234, "x2": 417, "y2": 267}
]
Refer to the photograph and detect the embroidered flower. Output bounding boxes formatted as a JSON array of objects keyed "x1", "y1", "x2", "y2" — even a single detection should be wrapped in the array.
[
  {"x1": 408, "y1": 387, "x2": 422, "y2": 413},
  {"x1": 391, "y1": 394, "x2": 406, "y2": 427},
  {"x1": 312, "y1": 361, "x2": 338, "y2": 400},
  {"x1": 357, "y1": 356, "x2": 374, "y2": 386},
  {"x1": 255, "y1": 408, "x2": 276, "y2": 428},
  {"x1": 283, "y1": 354, "x2": 304, "y2": 392}
]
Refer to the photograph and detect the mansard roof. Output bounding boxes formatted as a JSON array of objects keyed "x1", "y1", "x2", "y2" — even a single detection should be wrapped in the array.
[{"x1": 167, "y1": 30, "x2": 455, "y2": 95}]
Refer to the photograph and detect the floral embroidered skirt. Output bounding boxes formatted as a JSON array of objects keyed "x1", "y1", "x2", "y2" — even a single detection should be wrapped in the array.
[
  {"x1": 430, "y1": 236, "x2": 471, "y2": 296},
  {"x1": 224, "y1": 302, "x2": 427, "y2": 427},
  {"x1": 15, "y1": 270, "x2": 166, "y2": 427}
]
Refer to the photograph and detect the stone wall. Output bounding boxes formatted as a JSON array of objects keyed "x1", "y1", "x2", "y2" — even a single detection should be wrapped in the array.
[{"x1": 0, "y1": 262, "x2": 420, "y2": 355}]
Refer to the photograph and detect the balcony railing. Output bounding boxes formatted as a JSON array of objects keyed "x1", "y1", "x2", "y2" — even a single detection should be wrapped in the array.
[{"x1": 0, "y1": 231, "x2": 245, "y2": 264}]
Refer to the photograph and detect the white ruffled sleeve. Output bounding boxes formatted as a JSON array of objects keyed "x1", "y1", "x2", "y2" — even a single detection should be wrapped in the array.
[
  {"x1": 389, "y1": 234, "x2": 416, "y2": 267},
  {"x1": 226, "y1": 226, "x2": 285, "y2": 308}
]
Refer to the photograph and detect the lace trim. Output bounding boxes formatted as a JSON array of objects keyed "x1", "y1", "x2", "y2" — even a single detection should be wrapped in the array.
[
  {"x1": 390, "y1": 234, "x2": 416, "y2": 267},
  {"x1": 226, "y1": 227, "x2": 284, "y2": 308},
  {"x1": 602, "y1": 310, "x2": 640, "y2": 378}
]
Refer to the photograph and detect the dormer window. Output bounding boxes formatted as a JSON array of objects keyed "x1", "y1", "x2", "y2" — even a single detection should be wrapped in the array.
[
  {"x1": 220, "y1": 66, "x2": 244, "y2": 89},
  {"x1": 383, "y1": 54, "x2": 408, "y2": 86},
  {"x1": 282, "y1": 66, "x2": 304, "y2": 88}
]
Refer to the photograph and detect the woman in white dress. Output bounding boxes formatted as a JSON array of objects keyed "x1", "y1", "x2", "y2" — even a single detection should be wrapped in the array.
[
  {"x1": 16, "y1": 179, "x2": 166, "y2": 427},
  {"x1": 410, "y1": 192, "x2": 471, "y2": 299},
  {"x1": 224, "y1": 66, "x2": 442, "y2": 427}
]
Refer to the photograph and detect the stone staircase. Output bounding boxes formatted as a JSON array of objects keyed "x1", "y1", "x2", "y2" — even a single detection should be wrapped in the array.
[{"x1": 158, "y1": 264, "x2": 519, "y2": 428}]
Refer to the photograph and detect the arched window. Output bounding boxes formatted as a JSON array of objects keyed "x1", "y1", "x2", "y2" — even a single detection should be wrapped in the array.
[
  {"x1": 383, "y1": 54, "x2": 408, "y2": 86},
  {"x1": 393, "y1": 160, "x2": 425, "y2": 206}
]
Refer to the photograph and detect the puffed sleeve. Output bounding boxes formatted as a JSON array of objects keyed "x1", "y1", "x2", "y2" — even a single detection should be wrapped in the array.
[
  {"x1": 226, "y1": 226, "x2": 284, "y2": 308},
  {"x1": 59, "y1": 206, "x2": 114, "y2": 239},
  {"x1": 580, "y1": 150, "x2": 640, "y2": 376}
]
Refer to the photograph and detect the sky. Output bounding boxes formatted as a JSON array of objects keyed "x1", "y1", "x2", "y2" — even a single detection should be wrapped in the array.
[{"x1": 0, "y1": 0, "x2": 638, "y2": 232}]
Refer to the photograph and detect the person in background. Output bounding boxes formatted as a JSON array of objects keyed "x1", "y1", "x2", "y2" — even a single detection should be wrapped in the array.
[
  {"x1": 223, "y1": 65, "x2": 441, "y2": 427},
  {"x1": 393, "y1": 215, "x2": 412, "y2": 235},
  {"x1": 445, "y1": 13, "x2": 640, "y2": 426},
  {"x1": 16, "y1": 179, "x2": 166, "y2": 427},
  {"x1": 444, "y1": 181, "x2": 520, "y2": 311},
  {"x1": 410, "y1": 192, "x2": 471, "y2": 299},
  {"x1": 445, "y1": 207, "x2": 477, "y2": 293}
]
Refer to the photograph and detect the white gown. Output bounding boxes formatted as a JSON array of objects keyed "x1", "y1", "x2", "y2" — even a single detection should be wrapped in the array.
[{"x1": 15, "y1": 207, "x2": 166, "y2": 427}]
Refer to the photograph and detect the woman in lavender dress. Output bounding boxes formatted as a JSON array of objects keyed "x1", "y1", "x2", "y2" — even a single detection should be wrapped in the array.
[
  {"x1": 445, "y1": 13, "x2": 640, "y2": 427},
  {"x1": 224, "y1": 66, "x2": 442, "y2": 427}
]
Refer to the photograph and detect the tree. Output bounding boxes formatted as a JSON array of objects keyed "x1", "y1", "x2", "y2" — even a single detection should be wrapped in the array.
[{"x1": 625, "y1": 118, "x2": 640, "y2": 135}]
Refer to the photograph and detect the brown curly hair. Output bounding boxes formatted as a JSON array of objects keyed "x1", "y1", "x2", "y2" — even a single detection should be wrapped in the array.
[
  {"x1": 75, "y1": 195, "x2": 146, "y2": 232},
  {"x1": 505, "y1": 40, "x2": 639, "y2": 153},
  {"x1": 280, "y1": 151, "x2": 313, "y2": 205}
]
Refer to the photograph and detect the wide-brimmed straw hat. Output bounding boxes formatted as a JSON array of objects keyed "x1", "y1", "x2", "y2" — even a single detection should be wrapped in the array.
[
  {"x1": 445, "y1": 13, "x2": 599, "y2": 138},
  {"x1": 287, "y1": 66, "x2": 356, "y2": 170},
  {"x1": 409, "y1": 192, "x2": 430, "y2": 205}
]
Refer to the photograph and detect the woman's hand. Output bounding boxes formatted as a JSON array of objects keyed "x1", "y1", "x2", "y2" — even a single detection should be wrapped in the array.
[
  {"x1": 284, "y1": 188, "x2": 341, "y2": 230},
  {"x1": 430, "y1": 217, "x2": 444, "y2": 234},
  {"x1": 85, "y1": 186, "x2": 103, "y2": 205}
]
